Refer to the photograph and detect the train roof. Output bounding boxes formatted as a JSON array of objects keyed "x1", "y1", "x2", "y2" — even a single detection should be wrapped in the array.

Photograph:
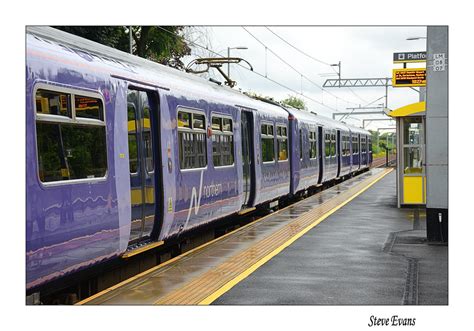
[
  {"x1": 26, "y1": 26, "x2": 289, "y2": 119},
  {"x1": 284, "y1": 106, "x2": 371, "y2": 135},
  {"x1": 26, "y1": 27, "x2": 372, "y2": 133}
]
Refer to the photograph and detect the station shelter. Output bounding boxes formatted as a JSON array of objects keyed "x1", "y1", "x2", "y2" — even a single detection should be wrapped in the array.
[{"x1": 388, "y1": 101, "x2": 426, "y2": 207}]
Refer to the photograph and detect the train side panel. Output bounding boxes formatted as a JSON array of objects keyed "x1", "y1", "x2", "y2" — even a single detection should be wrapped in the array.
[
  {"x1": 157, "y1": 93, "x2": 242, "y2": 239},
  {"x1": 26, "y1": 38, "x2": 126, "y2": 290},
  {"x1": 339, "y1": 129, "x2": 352, "y2": 177},
  {"x1": 254, "y1": 110, "x2": 291, "y2": 205},
  {"x1": 289, "y1": 118, "x2": 320, "y2": 194}
]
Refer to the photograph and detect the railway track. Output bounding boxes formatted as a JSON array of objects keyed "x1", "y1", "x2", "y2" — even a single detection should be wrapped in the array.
[{"x1": 371, "y1": 154, "x2": 396, "y2": 168}]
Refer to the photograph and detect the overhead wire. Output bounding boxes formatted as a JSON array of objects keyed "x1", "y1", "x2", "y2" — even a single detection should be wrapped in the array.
[
  {"x1": 242, "y1": 26, "x2": 361, "y2": 107},
  {"x1": 339, "y1": 95, "x2": 386, "y2": 121},
  {"x1": 156, "y1": 26, "x2": 339, "y2": 112},
  {"x1": 264, "y1": 26, "x2": 368, "y2": 105},
  {"x1": 265, "y1": 26, "x2": 332, "y2": 66}
]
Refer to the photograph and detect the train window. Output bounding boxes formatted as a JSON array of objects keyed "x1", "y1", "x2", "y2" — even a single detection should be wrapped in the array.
[
  {"x1": 346, "y1": 135, "x2": 351, "y2": 156},
  {"x1": 222, "y1": 118, "x2": 232, "y2": 132},
  {"x1": 309, "y1": 130, "x2": 317, "y2": 159},
  {"x1": 212, "y1": 117, "x2": 221, "y2": 130},
  {"x1": 341, "y1": 135, "x2": 346, "y2": 156},
  {"x1": 178, "y1": 110, "x2": 207, "y2": 169},
  {"x1": 277, "y1": 125, "x2": 288, "y2": 161},
  {"x1": 331, "y1": 133, "x2": 336, "y2": 157},
  {"x1": 36, "y1": 89, "x2": 71, "y2": 118},
  {"x1": 369, "y1": 137, "x2": 372, "y2": 152},
  {"x1": 212, "y1": 115, "x2": 234, "y2": 167},
  {"x1": 35, "y1": 89, "x2": 107, "y2": 183},
  {"x1": 141, "y1": 93, "x2": 154, "y2": 173},
  {"x1": 178, "y1": 111, "x2": 191, "y2": 128},
  {"x1": 299, "y1": 129, "x2": 303, "y2": 160},
  {"x1": 193, "y1": 114, "x2": 205, "y2": 130},
  {"x1": 128, "y1": 102, "x2": 138, "y2": 173},
  {"x1": 352, "y1": 136, "x2": 359, "y2": 154},
  {"x1": 75, "y1": 95, "x2": 104, "y2": 120},
  {"x1": 325, "y1": 133, "x2": 331, "y2": 157},
  {"x1": 261, "y1": 123, "x2": 275, "y2": 162}
]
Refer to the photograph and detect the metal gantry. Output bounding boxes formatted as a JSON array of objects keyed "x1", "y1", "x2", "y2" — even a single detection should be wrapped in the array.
[
  {"x1": 362, "y1": 118, "x2": 395, "y2": 129},
  {"x1": 332, "y1": 111, "x2": 385, "y2": 120},
  {"x1": 323, "y1": 76, "x2": 392, "y2": 112},
  {"x1": 323, "y1": 78, "x2": 392, "y2": 88}
]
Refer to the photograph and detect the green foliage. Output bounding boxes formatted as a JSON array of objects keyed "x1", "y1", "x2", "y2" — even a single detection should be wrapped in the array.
[
  {"x1": 55, "y1": 26, "x2": 191, "y2": 70},
  {"x1": 281, "y1": 95, "x2": 306, "y2": 110}
]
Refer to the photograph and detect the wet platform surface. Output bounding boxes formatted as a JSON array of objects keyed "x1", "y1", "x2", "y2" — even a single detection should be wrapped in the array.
[
  {"x1": 80, "y1": 168, "x2": 392, "y2": 305},
  {"x1": 214, "y1": 170, "x2": 448, "y2": 305}
]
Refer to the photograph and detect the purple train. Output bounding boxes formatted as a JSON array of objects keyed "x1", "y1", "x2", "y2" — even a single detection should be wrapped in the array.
[{"x1": 26, "y1": 27, "x2": 372, "y2": 292}]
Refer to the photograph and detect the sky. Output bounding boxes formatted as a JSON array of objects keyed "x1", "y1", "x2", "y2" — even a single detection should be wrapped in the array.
[{"x1": 182, "y1": 26, "x2": 427, "y2": 131}]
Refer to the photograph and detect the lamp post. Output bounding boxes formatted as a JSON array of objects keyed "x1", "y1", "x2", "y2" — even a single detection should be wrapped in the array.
[
  {"x1": 406, "y1": 37, "x2": 427, "y2": 40},
  {"x1": 129, "y1": 26, "x2": 132, "y2": 54},
  {"x1": 124, "y1": 26, "x2": 133, "y2": 54},
  {"x1": 330, "y1": 61, "x2": 341, "y2": 87},
  {"x1": 227, "y1": 46, "x2": 248, "y2": 80}
]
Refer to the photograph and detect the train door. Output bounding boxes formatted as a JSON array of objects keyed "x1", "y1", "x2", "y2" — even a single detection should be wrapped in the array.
[
  {"x1": 318, "y1": 126, "x2": 323, "y2": 183},
  {"x1": 241, "y1": 110, "x2": 255, "y2": 207},
  {"x1": 358, "y1": 134, "x2": 362, "y2": 168},
  {"x1": 336, "y1": 130, "x2": 341, "y2": 178},
  {"x1": 127, "y1": 88, "x2": 158, "y2": 245}
]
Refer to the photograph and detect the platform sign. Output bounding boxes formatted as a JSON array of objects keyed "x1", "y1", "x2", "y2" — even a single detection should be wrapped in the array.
[
  {"x1": 432, "y1": 53, "x2": 446, "y2": 71},
  {"x1": 392, "y1": 68, "x2": 426, "y2": 87},
  {"x1": 393, "y1": 51, "x2": 426, "y2": 63}
]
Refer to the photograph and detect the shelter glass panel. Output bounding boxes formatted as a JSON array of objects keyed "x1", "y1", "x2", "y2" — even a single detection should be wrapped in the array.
[
  {"x1": 404, "y1": 146, "x2": 423, "y2": 174},
  {"x1": 403, "y1": 117, "x2": 423, "y2": 145}
]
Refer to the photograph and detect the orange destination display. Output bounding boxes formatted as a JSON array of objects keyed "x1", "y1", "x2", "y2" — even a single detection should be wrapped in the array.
[{"x1": 392, "y1": 68, "x2": 426, "y2": 87}]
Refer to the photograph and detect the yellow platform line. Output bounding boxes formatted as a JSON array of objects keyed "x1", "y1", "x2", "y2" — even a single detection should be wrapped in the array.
[
  {"x1": 77, "y1": 181, "x2": 305, "y2": 305},
  {"x1": 199, "y1": 168, "x2": 393, "y2": 305},
  {"x1": 78, "y1": 168, "x2": 390, "y2": 305}
]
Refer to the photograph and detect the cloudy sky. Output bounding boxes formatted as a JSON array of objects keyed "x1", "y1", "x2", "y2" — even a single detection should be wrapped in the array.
[{"x1": 182, "y1": 26, "x2": 427, "y2": 130}]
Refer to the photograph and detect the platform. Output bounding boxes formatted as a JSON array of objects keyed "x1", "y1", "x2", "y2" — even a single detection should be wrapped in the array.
[
  {"x1": 77, "y1": 168, "x2": 447, "y2": 305},
  {"x1": 214, "y1": 170, "x2": 448, "y2": 305}
]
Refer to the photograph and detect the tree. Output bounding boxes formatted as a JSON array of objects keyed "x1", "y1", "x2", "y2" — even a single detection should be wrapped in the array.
[
  {"x1": 55, "y1": 26, "x2": 191, "y2": 70},
  {"x1": 281, "y1": 95, "x2": 306, "y2": 110}
]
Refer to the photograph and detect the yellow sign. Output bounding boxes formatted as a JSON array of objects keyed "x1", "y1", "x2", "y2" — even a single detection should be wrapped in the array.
[
  {"x1": 392, "y1": 68, "x2": 426, "y2": 87},
  {"x1": 168, "y1": 197, "x2": 173, "y2": 212}
]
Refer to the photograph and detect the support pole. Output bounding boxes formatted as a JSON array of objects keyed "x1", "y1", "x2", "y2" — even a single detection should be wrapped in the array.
[{"x1": 426, "y1": 26, "x2": 448, "y2": 242}]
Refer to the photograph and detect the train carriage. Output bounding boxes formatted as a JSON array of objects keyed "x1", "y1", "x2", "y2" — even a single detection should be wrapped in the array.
[
  {"x1": 350, "y1": 126, "x2": 370, "y2": 170},
  {"x1": 286, "y1": 107, "x2": 321, "y2": 195}
]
